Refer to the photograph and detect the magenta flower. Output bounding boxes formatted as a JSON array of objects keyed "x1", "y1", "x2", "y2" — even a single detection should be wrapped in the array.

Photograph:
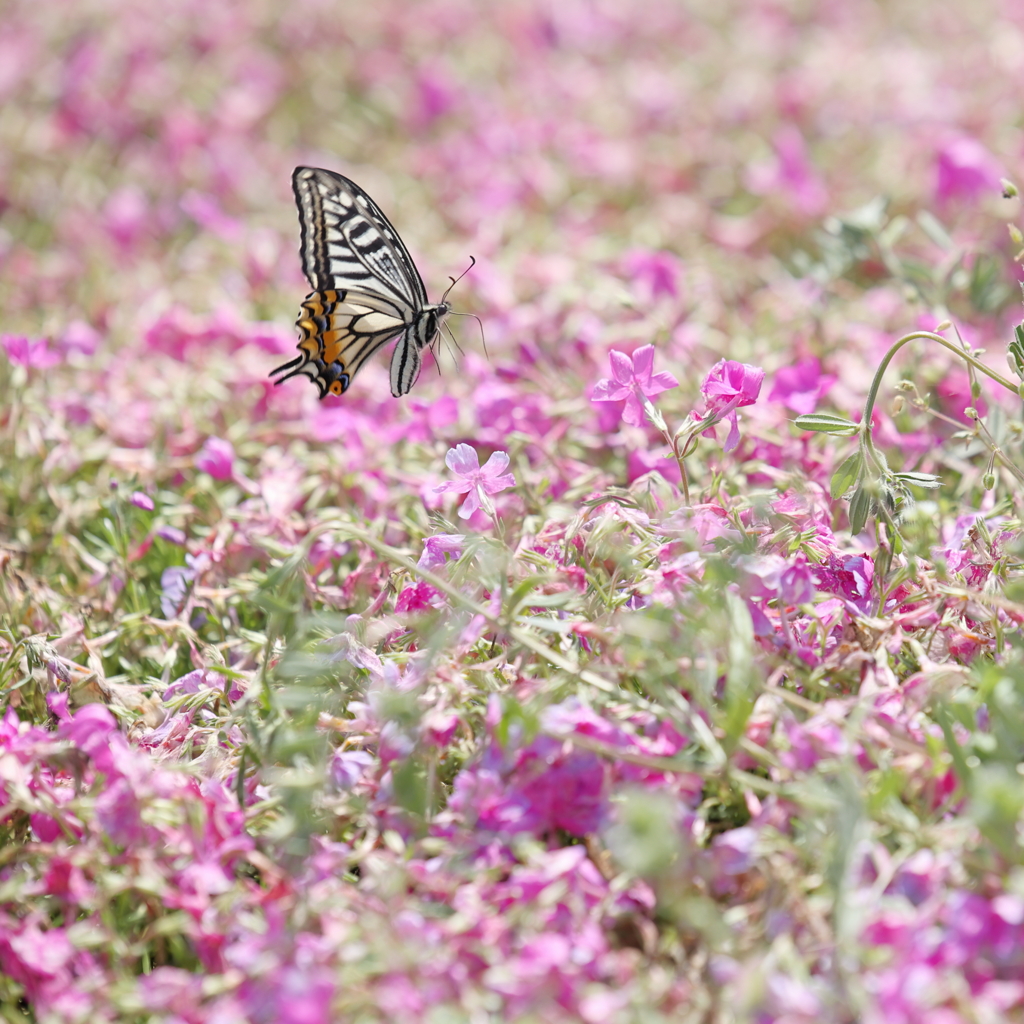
[
  {"x1": 591, "y1": 345, "x2": 679, "y2": 427},
  {"x1": 700, "y1": 359, "x2": 765, "y2": 452},
  {"x1": 768, "y1": 357, "x2": 836, "y2": 415},
  {"x1": 434, "y1": 443, "x2": 516, "y2": 519},
  {"x1": 194, "y1": 437, "x2": 235, "y2": 481},
  {"x1": 2, "y1": 334, "x2": 60, "y2": 369},
  {"x1": 129, "y1": 491, "x2": 154, "y2": 511},
  {"x1": 935, "y1": 137, "x2": 1001, "y2": 204}
]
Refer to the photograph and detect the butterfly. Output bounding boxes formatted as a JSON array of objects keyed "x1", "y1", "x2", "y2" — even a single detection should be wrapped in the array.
[{"x1": 271, "y1": 166, "x2": 467, "y2": 400}]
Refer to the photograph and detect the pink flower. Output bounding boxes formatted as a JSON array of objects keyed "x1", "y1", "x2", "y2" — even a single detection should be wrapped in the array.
[
  {"x1": 699, "y1": 359, "x2": 765, "y2": 451},
  {"x1": 180, "y1": 191, "x2": 242, "y2": 242},
  {"x1": 768, "y1": 357, "x2": 836, "y2": 415},
  {"x1": 621, "y1": 249, "x2": 680, "y2": 301},
  {"x1": 129, "y1": 491, "x2": 154, "y2": 511},
  {"x1": 2, "y1": 334, "x2": 60, "y2": 369},
  {"x1": 194, "y1": 437, "x2": 235, "y2": 481},
  {"x1": 59, "y1": 321, "x2": 100, "y2": 355},
  {"x1": 745, "y1": 125, "x2": 828, "y2": 216},
  {"x1": 434, "y1": 444, "x2": 516, "y2": 519},
  {"x1": 935, "y1": 137, "x2": 1001, "y2": 204},
  {"x1": 778, "y1": 561, "x2": 814, "y2": 605},
  {"x1": 591, "y1": 345, "x2": 679, "y2": 427}
]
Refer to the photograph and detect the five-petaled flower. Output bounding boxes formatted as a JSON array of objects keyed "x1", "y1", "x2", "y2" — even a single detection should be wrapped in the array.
[
  {"x1": 434, "y1": 443, "x2": 516, "y2": 519},
  {"x1": 700, "y1": 359, "x2": 765, "y2": 452},
  {"x1": 591, "y1": 344, "x2": 679, "y2": 427}
]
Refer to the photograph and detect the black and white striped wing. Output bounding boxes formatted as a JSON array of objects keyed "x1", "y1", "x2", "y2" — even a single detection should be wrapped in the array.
[
  {"x1": 271, "y1": 167, "x2": 446, "y2": 400},
  {"x1": 292, "y1": 166, "x2": 428, "y2": 311}
]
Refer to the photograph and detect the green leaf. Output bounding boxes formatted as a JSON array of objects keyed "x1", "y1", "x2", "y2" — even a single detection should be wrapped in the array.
[
  {"x1": 849, "y1": 486, "x2": 870, "y2": 534},
  {"x1": 794, "y1": 413, "x2": 860, "y2": 436},
  {"x1": 830, "y1": 452, "x2": 863, "y2": 499},
  {"x1": 893, "y1": 472, "x2": 943, "y2": 489}
]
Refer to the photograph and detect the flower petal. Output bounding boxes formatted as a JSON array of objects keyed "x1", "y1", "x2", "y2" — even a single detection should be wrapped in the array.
[
  {"x1": 445, "y1": 443, "x2": 480, "y2": 476},
  {"x1": 621, "y1": 393, "x2": 647, "y2": 427},
  {"x1": 433, "y1": 480, "x2": 472, "y2": 495},
  {"x1": 723, "y1": 410, "x2": 741, "y2": 452},
  {"x1": 609, "y1": 349, "x2": 634, "y2": 386},
  {"x1": 630, "y1": 344, "x2": 655, "y2": 384},
  {"x1": 482, "y1": 473, "x2": 516, "y2": 494},
  {"x1": 592, "y1": 379, "x2": 631, "y2": 402},
  {"x1": 479, "y1": 451, "x2": 511, "y2": 478},
  {"x1": 645, "y1": 370, "x2": 679, "y2": 395},
  {"x1": 457, "y1": 489, "x2": 482, "y2": 519}
]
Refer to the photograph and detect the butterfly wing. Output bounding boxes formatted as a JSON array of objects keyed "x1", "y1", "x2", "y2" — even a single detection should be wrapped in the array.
[
  {"x1": 272, "y1": 167, "x2": 438, "y2": 398},
  {"x1": 292, "y1": 166, "x2": 428, "y2": 310}
]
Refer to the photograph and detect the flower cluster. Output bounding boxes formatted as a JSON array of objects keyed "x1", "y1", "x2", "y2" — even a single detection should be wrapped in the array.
[{"x1": 1, "y1": 0, "x2": 1023, "y2": 1020}]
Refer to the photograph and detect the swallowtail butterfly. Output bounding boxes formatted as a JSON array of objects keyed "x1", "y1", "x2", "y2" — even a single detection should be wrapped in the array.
[{"x1": 271, "y1": 166, "x2": 464, "y2": 399}]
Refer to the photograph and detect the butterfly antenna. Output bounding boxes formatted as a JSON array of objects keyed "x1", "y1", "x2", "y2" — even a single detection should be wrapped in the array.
[
  {"x1": 448, "y1": 311, "x2": 487, "y2": 360},
  {"x1": 443, "y1": 321, "x2": 465, "y2": 358},
  {"x1": 441, "y1": 254, "x2": 476, "y2": 303}
]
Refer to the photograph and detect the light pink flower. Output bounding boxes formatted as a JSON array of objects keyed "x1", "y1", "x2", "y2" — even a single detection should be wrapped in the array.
[
  {"x1": 745, "y1": 125, "x2": 828, "y2": 216},
  {"x1": 434, "y1": 443, "x2": 516, "y2": 519},
  {"x1": 194, "y1": 437, "x2": 235, "y2": 481},
  {"x1": 700, "y1": 359, "x2": 765, "y2": 451},
  {"x1": 622, "y1": 249, "x2": 680, "y2": 301},
  {"x1": 591, "y1": 345, "x2": 678, "y2": 426}
]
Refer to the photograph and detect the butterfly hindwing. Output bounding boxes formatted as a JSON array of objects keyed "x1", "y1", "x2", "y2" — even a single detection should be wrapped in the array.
[{"x1": 272, "y1": 167, "x2": 451, "y2": 399}]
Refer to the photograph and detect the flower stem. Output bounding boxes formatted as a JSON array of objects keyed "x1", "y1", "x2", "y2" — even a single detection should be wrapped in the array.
[{"x1": 860, "y1": 330, "x2": 1018, "y2": 463}]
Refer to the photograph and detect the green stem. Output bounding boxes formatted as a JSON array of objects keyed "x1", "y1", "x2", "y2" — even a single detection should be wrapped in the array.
[{"x1": 861, "y1": 331, "x2": 1018, "y2": 463}]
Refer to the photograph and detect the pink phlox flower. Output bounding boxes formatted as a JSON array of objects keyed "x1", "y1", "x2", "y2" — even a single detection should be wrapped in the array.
[
  {"x1": 814, "y1": 554, "x2": 873, "y2": 611},
  {"x1": 779, "y1": 560, "x2": 814, "y2": 606},
  {"x1": 699, "y1": 359, "x2": 765, "y2": 451},
  {"x1": 330, "y1": 749, "x2": 375, "y2": 790},
  {"x1": 395, "y1": 579, "x2": 444, "y2": 612},
  {"x1": 194, "y1": 437, "x2": 235, "y2": 481},
  {"x1": 711, "y1": 826, "x2": 758, "y2": 876},
  {"x1": 59, "y1": 321, "x2": 100, "y2": 355},
  {"x1": 622, "y1": 249, "x2": 681, "y2": 301},
  {"x1": 434, "y1": 443, "x2": 516, "y2": 519},
  {"x1": 326, "y1": 632, "x2": 383, "y2": 675},
  {"x1": 935, "y1": 136, "x2": 1002, "y2": 203},
  {"x1": 418, "y1": 533, "x2": 464, "y2": 570},
  {"x1": 768, "y1": 357, "x2": 836, "y2": 415},
  {"x1": 2, "y1": 334, "x2": 60, "y2": 369},
  {"x1": 180, "y1": 190, "x2": 242, "y2": 241},
  {"x1": 592, "y1": 344, "x2": 678, "y2": 427},
  {"x1": 745, "y1": 125, "x2": 828, "y2": 216}
]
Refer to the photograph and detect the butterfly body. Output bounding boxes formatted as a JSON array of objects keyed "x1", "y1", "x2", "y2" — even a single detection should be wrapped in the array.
[{"x1": 272, "y1": 167, "x2": 453, "y2": 398}]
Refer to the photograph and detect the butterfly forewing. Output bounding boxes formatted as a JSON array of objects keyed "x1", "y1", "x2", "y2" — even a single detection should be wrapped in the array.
[
  {"x1": 272, "y1": 167, "x2": 446, "y2": 398},
  {"x1": 293, "y1": 167, "x2": 427, "y2": 308}
]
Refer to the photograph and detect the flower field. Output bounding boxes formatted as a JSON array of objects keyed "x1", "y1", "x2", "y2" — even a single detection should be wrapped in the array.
[{"x1": 4, "y1": 0, "x2": 1024, "y2": 1019}]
